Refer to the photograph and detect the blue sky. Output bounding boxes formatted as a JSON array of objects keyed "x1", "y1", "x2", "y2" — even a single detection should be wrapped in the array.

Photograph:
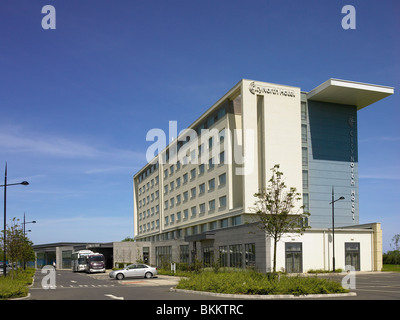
[{"x1": 0, "y1": 0, "x2": 398, "y2": 251}]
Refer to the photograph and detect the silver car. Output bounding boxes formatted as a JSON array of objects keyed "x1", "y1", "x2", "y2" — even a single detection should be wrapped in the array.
[{"x1": 109, "y1": 264, "x2": 157, "y2": 280}]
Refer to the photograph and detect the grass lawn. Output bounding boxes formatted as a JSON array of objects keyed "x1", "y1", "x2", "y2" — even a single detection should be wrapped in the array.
[
  {"x1": 176, "y1": 270, "x2": 349, "y2": 296},
  {"x1": 382, "y1": 264, "x2": 400, "y2": 272},
  {"x1": 0, "y1": 268, "x2": 35, "y2": 300}
]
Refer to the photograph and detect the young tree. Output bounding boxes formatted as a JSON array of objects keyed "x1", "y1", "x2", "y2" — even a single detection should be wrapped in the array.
[
  {"x1": 252, "y1": 164, "x2": 310, "y2": 273},
  {"x1": 1, "y1": 218, "x2": 35, "y2": 278}
]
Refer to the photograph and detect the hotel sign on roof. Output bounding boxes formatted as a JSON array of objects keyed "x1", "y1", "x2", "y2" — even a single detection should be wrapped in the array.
[{"x1": 249, "y1": 81, "x2": 296, "y2": 97}]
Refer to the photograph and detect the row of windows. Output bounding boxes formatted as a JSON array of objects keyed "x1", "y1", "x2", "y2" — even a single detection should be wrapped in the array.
[
  {"x1": 163, "y1": 148, "x2": 226, "y2": 180},
  {"x1": 153, "y1": 241, "x2": 255, "y2": 268},
  {"x1": 138, "y1": 215, "x2": 241, "y2": 238},
  {"x1": 162, "y1": 104, "x2": 228, "y2": 164},
  {"x1": 138, "y1": 175, "x2": 159, "y2": 196},
  {"x1": 164, "y1": 173, "x2": 226, "y2": 197},
  {"x1": 164, "y1": 196, "x2": 227, "y2": 226}
]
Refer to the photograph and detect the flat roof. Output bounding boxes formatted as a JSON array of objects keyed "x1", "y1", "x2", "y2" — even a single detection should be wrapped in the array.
[{"x1": 307, "y1": 78, "x2": 394, "y2": 110}]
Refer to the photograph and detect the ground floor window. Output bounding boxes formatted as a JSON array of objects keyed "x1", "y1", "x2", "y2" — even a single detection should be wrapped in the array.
[
  {"x1": 203, "y1": 247, "x2": 214, "y2": 267},
  {"x1": 285, "y1": 242, "x2": 302, "y2": 273},
  {"x1": 345, "y1": 242, "x2": 360, "y2": 271},
  {"x1": 229, "y1": 244, "x2": 242, "y2": 268},
  {"x1": 180, "y1": 245, "x2": 189, "y2": 263},
  {"x1": 155, "y1": 246, "x2": 172, "y2": 268},
  {"x1": 245, "y1": 243, "x2": 256, "y2": 268},
  {"x1": 219, "y1": 246, "x2": 228, "y2": 267},
  {"x1": 143, "y1": 247, "x2": 149, "y2": 264},
  {"x1": 62, "y1": 250, "x2": 72, "y2": 269}
]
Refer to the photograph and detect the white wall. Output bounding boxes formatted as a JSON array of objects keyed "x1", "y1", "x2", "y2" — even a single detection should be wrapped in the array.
[{"x1": 273, "y1": 229, "x2": 373, "y2": 272}]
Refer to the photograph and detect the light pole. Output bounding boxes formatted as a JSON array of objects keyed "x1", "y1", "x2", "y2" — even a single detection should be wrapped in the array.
[
  {"x1": 23, "y1": 212, "x2": 36, "y2": 270},
  {"x1": 0, "y1": 163, "x2": 29, "y2": 276},
  {"x1": 329, "y1": 186, "x2": 345, "y2": 272}
]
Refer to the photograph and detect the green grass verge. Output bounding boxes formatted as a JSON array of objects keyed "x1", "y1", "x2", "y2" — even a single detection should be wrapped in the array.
[
  {"x1": 0, "y1": 268, "x2": 35, "y2": 300},
  {"x1": 176, "y1": 270, "x2": 349, "y2": 296},
  {"x1": 382, "y1": 264, "x2": 400, "y2": 272}
]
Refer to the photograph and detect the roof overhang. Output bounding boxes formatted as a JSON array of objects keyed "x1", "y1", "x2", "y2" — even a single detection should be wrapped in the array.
[{"x1": 307, "y1": 78, "x2": 394, "y2": 110}]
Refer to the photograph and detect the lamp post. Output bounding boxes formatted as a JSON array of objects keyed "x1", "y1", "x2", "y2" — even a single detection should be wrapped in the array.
[
  {"x1": 0, "y1": 163, "x2": 29, "y2": 276},
  {"x1": 23, "y1": 212, "x2": 36, "y2": 270},
  {"x1": 329, "y1": 186, "x2": 345, "y2": 272}
]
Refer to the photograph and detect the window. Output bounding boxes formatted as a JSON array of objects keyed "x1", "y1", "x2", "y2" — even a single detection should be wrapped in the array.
[
  {"x1": 229, "y1": 245, "x2": 242, "y2": 268},
  {"x1": 170, "y1": 165, "x2": 174, "y2": 175},
  {"x1": 245, "y1": 243, "x2": 256, "y2": 267},
  {"x1": 219, "y1": 128, "x2": 225, "y2": 142},
  {"x1": 301, "y1": 124, "x2": 307, "y2": 143},
  {"x1": 190, "y1": 168, "x2": 196, "y2": 180},
  {"x1": 170, "y1": 181, "x2": 174, "y2": 192},
  {"x1": 219, "y1": 246, "x2": 228, "y2": 267},
  {"x1": 190, "y1": 187, "x2": 196, "y2": 198},
  {"x1": 219, "y1": 195, "x2": 227, "y2": 208},
  {"x1": 183, "y1": 191, "x2": 189, "y2": 202},
  {"x1": 208, "y1": 178, "x2": 215, "y2": 190},
  {"x1": 220, "y1": 218, "x2": 228, "y2": 228},
  {"x1": 208, "y1": 137, "x2": 213, "y2": 149},
  {"x1": 170, "y1": 214, "x2": 175, "y2": 223},
  {"x1": 180, "y1": 245, "x2": 189, "y2": 263},
  {"x1": 176, "y1": 211, "x2": 181, "y2": 221},
  {"x1": 209, "y1": 199, "x2": 215, "y2": 211},
  {"x1": 183, "y1": 209, "x2": 189, "y2": 219},
  {"x1": 164, "y1": 185, "x2": 168, "y2": 195},
  {"x1": 170, "y1": 197, "x2": 175, "y2": 207},
  {"x1": 199, "y1": 203, "x2": 205, "y2": 214},
  {"x1": 191, "y1": 206, "x2": 197, "y2": 217},
  {"x1": 183, "y1": 173, "x2": 188, "y2": 184},
  {"x1": 219, "y1": 151, "x2": 225, "y2": 164},
  {"x1": 203, "y1": 247, "x2": 214, "y2": 267},
  {"x1": 199, "y1": 164, "x2": 205, "y2": 175},
  {"x1": 199, "y1": 183, "x2": 205, "y2": 194},
  {"x1": 208, "y1": 157, "x2": 214, "y2": 170},
  {"x1": 176, "y1": 194, "x2": 181, "y2": 205},
  {"x1": 164, "y1": 200, "x2": 168, "y2": 210},
  {"x1": 164, "y1": 169, "x2": 168, "y2": 179},
  {"x1": 155, "y1": 246, "x2": 172, "y2": 267},
  {"x1": 285, "y1": 242, "x2": 302, "y2": 273},
  {"x1": 302, "y1": 147, "x2": 308, "y2": 166},
  {"x1": 232, "y1": 215, "x2": 241, "y2": 226},
  {"x1": 209, "y1": 221, "x2": 217, "y2": 230},
  {"x1": 218, "y1": 173, "x2": 226, "y2": 186},
  {"x1": 165, "y1": 216, "x2": 169, "y2": 225},
  {"x1": 176, "y1": 161, "x2": 181, "y2": 170},
  {"x1": 176, "y1": 177, "x2": 181, "y2": 188},
  {"x1": 302, "y1": 170, "x2": 309, "y2": 189}
]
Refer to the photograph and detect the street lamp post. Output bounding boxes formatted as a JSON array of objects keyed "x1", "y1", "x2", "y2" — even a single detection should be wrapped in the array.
[
  {"x1": 23, "y1": 212, "x2": 36, "y2": 270},
  {"x1": 329, "y1": 186, "x2": 345, "y2": 272},
  {"x1": 0, "y1": 163, "x2": 29, "y2": 276}
]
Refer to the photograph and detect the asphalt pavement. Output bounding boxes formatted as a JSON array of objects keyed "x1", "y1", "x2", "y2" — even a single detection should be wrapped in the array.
[{"x1": 27, "y1": 269, "x2": 400, "y2": 301}]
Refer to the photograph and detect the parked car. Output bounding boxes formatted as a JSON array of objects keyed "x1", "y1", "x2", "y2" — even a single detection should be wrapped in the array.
[{"x1": 109, "y1": 264, "x2": 157, "y2": 280}]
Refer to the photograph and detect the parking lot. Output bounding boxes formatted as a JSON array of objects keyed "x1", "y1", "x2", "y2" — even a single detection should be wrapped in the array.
[{"x1": 27, "y1": 269, "x2": 400, "y2": 300}]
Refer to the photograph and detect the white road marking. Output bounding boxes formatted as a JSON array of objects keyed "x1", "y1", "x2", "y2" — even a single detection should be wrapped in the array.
[{"x1": 105, "y1": 294, "x2": 124, "y2": 300}]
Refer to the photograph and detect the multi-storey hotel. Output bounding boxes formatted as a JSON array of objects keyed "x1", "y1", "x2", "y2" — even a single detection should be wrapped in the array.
[{"x1": 125, "y1": 78, "x2": 393, "y2": 272}]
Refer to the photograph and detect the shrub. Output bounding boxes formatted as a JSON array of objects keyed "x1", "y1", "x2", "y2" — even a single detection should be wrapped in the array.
[
  {"x1": 0, "y1": 268, "x2": 35, "y2": 300},
  {"x1": 176, "y1": 270, "x2": 348, "y2": 295}
]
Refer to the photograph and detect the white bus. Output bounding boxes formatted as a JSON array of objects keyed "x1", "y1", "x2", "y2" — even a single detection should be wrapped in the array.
[{"x1": 71, "y1": 250, "x2": 93, "y2": 272}]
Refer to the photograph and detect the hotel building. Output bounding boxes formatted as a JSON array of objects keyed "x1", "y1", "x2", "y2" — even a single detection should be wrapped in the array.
[{"x1": 125, "y1": 78, "x2": 393, "y2": 272}]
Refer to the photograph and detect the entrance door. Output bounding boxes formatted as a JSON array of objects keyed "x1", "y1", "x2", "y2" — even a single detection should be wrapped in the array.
[
  {"x1": 345, "y1": 242, "x2": 360, "y2": 271},
  {"x1": 285, "y1": 243, "x2": 302, "y2": 273}
]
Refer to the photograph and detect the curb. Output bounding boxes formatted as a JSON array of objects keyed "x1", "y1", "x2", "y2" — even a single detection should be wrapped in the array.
[{"x1": 170, "y1": 287, "x2": 357, "y2": 299}]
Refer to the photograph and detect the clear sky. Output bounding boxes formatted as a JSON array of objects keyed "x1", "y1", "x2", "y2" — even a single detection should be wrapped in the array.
[{"x1": 0, "y1": 0, "x2": 398, "y2": 251}]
